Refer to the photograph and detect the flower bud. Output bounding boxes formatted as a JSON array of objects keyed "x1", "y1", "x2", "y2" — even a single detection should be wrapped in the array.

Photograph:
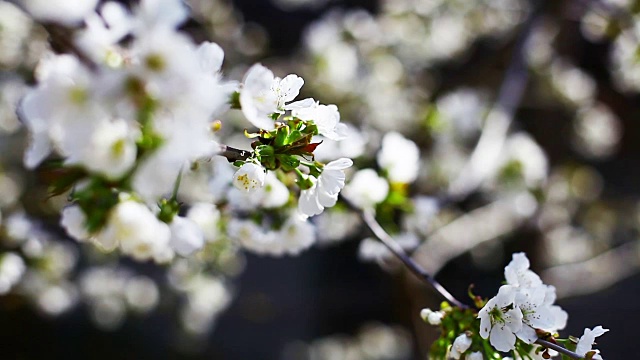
[
  {"x1": 420, "y1": 308, "x2": 443, "y2": 325},
  {"x1": 450, "y1": 333, "x2": 472, "y2": 359}
]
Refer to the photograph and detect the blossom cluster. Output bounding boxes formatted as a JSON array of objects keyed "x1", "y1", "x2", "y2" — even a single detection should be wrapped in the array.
[
  {"x1": 17, "y1": 0, "x2": 352, "y2": 262},
  {"x1": 421, "y1": 253, "x2": 608, "y2": 359},
  {"x1": 478, "y1": 253, "x2": 568, "y2": 352}
]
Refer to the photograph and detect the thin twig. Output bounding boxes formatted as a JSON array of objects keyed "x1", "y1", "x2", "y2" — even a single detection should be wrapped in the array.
[
  {"x1": 347, "y1": 200, "x2": 468, "y2": 309},
  {"x1": 536, "y1": 338, "x2": 583, "y2": 359}
]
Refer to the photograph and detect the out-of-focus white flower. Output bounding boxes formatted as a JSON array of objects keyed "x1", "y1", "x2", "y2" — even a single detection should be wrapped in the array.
[
  {"x1": 342, "y1": 169, "x2": 389, "y2": 209},
  {"x1": 478, "y1": 285, "x2": 523, "y2": 352},
  {"x1": 499, "y1": 133, "x2": 548, "y2": 188},
  {"x1": 61, "y1": 205, "x2": 90, "y2": 241},
  {"x1": 276, "y1": 216, "x2": 316, "y2": 255},
  {"x1": 260, "y1": 172, "x2": 290, "y2": 208},
  {"x1": 232, "y1": 162, "x2": 266, "y2": 193},
  {"x1": 403, "y1": 196, "x2": 439, "y2": 237},
  {"x1": 20, "y1": 54, "x2": 106, "y2": 169},
  {"x1": 377, "y1": 132, "x2": 420, "y2": 183},
  {"x1": 420, "y1": 308, "x2": 444, "y2": 325},
  {"x1": 240, "y1": 63, "x2": 307, "y2": 130},
  {"x1": 228, "y1": 216, "x2": 315, "y2": 256},
  {"x1": 467, "y1": 351, "x2": 483, "y2": 360},
  {"x1": 21, "y1": 0, "x2": 98, "y2": 25},
  {"x1": 186, "y1": 203, "x2": 220, "y2": 243},
  {"x1": 298, "y1": 158, "x2": 353, "y2": 216},
  {"x1": 576, "y1": 326, "x2": 608, "y2": 360},
  {"x1": 96, "y1": 200, "x2": 171, "y2": 262},
  {"x1": 450, "y1": 333, "x2": 472, "y2": 359},
  {"x1": 70, "y1": 118, "x2": 138, "y2": 180},
  {"x1": 290, "y1": 101, "x2": 347, "y2": 140},
  {"x1": 180, "y1": 275, "x2": 231, "y2": 334},
  {"x1": 0, "y1": 252, "x2": 26, "y2": 294},
  {"x1": 124, "y1": 275, "x2": 159, "y2": 313},
  {"x1": 313, "y1": 123, "x2": 366, "y2": 162},
  {"x1": 169, "y1": 216, "x2": 205, "y2": 256}
]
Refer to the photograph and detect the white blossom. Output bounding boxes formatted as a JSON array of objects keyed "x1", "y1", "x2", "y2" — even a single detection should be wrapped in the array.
[
  {"x1": 95, "y1": 200, "x2": 171, "y2": 262},
  {"x1": 478, "y1": 285, "x2": 523, "y2": 352},
  {"x1": 71, "y1": 118, "x2": 138, "y2": 180},
  {"x1": 467, "y1": 352, "x2": 483, "y2": 360},
  {"x1": 504, "y1": 252, "x2": 543, "y2": 289},
  {"x1": 377, "y1": 131, "x2": 420, "y2": 183},
  {"x1": 290, "y1": 100, "x2": 347, "y2": 140},
  {"x1": 21, "y1": 0, "x2": 98, "y2": 25},
  {"x1": 342, "y1": 169, "x2": 389, "y2": 209},
  {"x1": 450, "y1": 333, "x2": 472, "y2": 359},
  {"x1": 298, "y1": 158, "x2": 353, "y2": 216},
  {"x1": 0, "y1": 252, "x2": 26, "y2": 294},
  {"x1": 186, "y1": 203, "x2": 220, "y2": 243},
  {"x1": 169, "y1": 216, "x2": 205, "y2": 256},
  {"x1": 232, "y1": 162, "x2": 266, "y2": 193},
  {"x1": 240, "y1": 63, "x2": 307, "y2": 130},
  {"x1": 61, "y1": 205, "x2": 90, "y2": 241},
  {"x1": 576, "y1": 326, "x2": 608, "y2": 360}
]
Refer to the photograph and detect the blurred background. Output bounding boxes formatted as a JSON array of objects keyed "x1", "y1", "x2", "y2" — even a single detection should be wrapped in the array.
[{"x1": 0, "y1": 0, "x2": 638, "y2": 358}]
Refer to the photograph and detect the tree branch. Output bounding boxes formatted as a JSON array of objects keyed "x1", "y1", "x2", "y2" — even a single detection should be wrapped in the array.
[
  {"x1": 341, "y1": 196, "x2": 468, "y2": 309},
  {"x1": 218, "y1": 144, "x2": 251, "y2": 162},
  {"x1": 536, "y1": 338, "x2": 583, "y2": 359}
]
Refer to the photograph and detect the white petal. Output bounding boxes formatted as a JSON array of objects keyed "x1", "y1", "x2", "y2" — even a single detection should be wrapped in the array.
[
  {"x1": 197, "y1": 42, "x2": 224, "y2": 73},
  {"x1": 515, "y1": 323, "x2": 538, "y2": 344},
  {"x1": 490, "y1": 325, "x2": 517, "y2": 352}
]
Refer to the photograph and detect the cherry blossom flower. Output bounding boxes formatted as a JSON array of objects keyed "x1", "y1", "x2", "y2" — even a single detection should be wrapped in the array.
[
  {"x1": 290, "y1": 100, "x2": 347, "y2": 140},
  {"x1": 576, "y1": 326, "x2": 609, "y2": 360},
  {"x1": 95, "y1": 200, "x2": 171, "y2": 262},
  {"x1": 61, "y1": 205, "x2": 90, "y2": 242},
  {"x1": 478, "y1": 285, "x2": 523, "y2": 352},
  {"x1": 342, "y1": 169, "x2": 389, "y2": 209},
  {"x1": 298, "y1": 158, "x2": 353, "y2": 216},
  {"x1": 240, "y1": 63, "x2": 307, "y2": 130},
  {"x1": 377, "y1": 131, "x2": 420, "y2": 184},
  {"x1": 232, "y1": 162, "x2": 266, "y2": 193},
  {"x1": 21, "y1": 0, "x2": 98, "y2": 25},
  {"x1": 504, "y1": 252, "x2": 543, "y2": 289},
  {"x1": 169, "y1": 216, "x2": 205, "y2": 256}
]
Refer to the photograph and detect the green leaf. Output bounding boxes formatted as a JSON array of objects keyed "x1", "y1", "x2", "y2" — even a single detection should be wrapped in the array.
[
  {"x1": 276, "y1": 154, "x2": 300, "y2": 172},
  {"x1": 274, "y1": 125, "x2": 290, "y2": 147}
]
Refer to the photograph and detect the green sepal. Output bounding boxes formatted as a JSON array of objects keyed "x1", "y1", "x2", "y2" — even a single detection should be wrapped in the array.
[
  {"x1": 244, "y1": 129, "x2": 262, "y2": 139},
  {"x1": 157, "y1": 198, "x2": 180, "y2": 223},
  {"x1": 255, "y1": 145, "x2": 276, "y2": 170},
  {"x1": 229, "y1": 91, "x2": 241, "y2": 109},
  {"x1": 72, "y1": 179, "x2": 120, "y2": 233}
]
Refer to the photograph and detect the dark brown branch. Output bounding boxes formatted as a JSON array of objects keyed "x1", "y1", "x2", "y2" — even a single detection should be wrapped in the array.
[
  {"x1": 42, "y1": 23, "x2": 98, "y2": 72},
  {"x1": 218, "y1": 144, "x2": 251, "y2": 162}
]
